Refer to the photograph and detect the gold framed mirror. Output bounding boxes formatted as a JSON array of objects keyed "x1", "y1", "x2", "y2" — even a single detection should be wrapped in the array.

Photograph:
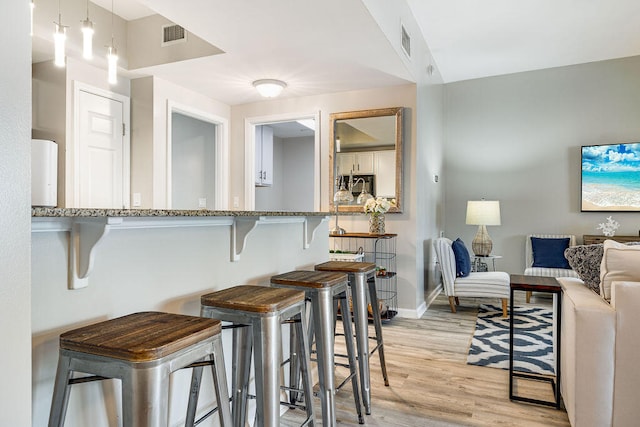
[{"x1": 329, "y1": 107, "x2": 403, "y2": 213}]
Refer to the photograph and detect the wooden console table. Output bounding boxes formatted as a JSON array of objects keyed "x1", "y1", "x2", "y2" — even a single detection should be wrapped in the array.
[{"x1": 582, "y1": 234, "x2": 640, "y2": 245}]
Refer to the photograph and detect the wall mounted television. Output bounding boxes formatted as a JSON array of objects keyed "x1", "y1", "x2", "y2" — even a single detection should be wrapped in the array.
[{"x1": 581, "y1": 142, "x2": 640, "y2": 211}]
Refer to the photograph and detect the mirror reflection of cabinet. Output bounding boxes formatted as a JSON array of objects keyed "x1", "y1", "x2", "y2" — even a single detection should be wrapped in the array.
[
  {"x1": 336, "y1": 152, "x2": 374, "y2": 175},
  {"x1": 329, "y1": 107, "x2": 403, "y2": 212},
  {"x1": 255, "y1": 125, "x2": 273, "y2": 187}
]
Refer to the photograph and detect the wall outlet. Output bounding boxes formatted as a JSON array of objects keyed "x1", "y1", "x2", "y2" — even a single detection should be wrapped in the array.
[
  {"x1": 233, "y1": 196, "x2": 239, "y2": 208},
  {"x1": 132, "y1": 193, "x2": 141, "y2": 207},
  {"x1": 198, "y1": 198, "x2": 207, "y2": 208}
]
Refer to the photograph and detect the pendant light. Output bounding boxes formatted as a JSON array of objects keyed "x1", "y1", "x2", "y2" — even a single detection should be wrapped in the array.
[
  {"x1": 107, "y1": 0, "x2": 118, "y2": 84},
  {"x1": 80, "y1": 0, "x2": 94, "y2": 60},
  {"x1": 53, "y1": 0, "x2": 66, "y2": 67}
]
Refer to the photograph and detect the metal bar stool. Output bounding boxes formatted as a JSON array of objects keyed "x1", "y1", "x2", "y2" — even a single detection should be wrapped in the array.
[
  {"x1": 48, "y1": 311, "x2": 232, "y2": 427},
  {"x1": 314, "y1": 261, "x2": 389, "y2": 415},
  {"x1": 191, "y1": 285, "x2": 315, "y2": 427},
  {"x1": 271, "y1": 270, "x2": 364, "y2": 426}
]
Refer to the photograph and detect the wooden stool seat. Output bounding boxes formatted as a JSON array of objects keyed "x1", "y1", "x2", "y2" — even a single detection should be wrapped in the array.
[
  {"x1": 271, "y1": 270, "x2": 348, "y2": 289},
  {"x1": 200, "y1": 285, "x2": 304, "y2": 313},
  {"x1": 49, "y1": 312, "x2": 231, "y2": 427},
  {"x1": 315, "y1": 261, "x2": 376, "y2": 274},
  {"x1": 60, "y1": 311, "x2": 222, "y2": 362}
]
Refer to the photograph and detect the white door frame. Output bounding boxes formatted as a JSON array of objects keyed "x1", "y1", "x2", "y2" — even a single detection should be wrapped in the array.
[
  {"x1": 244, "y1": 111, "x2": 321, "y2": 211},
  {"x1": 166, "y1": 100, "x2": 229, "y2": 210},
  {"x1": 72, "y1": 81, "x2": 131, "y2": 208}
]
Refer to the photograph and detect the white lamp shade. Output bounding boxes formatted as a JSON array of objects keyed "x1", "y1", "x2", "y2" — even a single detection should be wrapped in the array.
[{"x1": 466, "y1": 200, "x2": 501, "y2": 226}]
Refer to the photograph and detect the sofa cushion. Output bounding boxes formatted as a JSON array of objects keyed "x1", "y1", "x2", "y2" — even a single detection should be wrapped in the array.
[
  {"x1": 564, "y1": 244, "x2": 604, "y2": 294},
  {"x1": 531, "y1": 237, "x2": 571, "y2": 269},
  {"x1": 600, "y1": 240, "x2": 640, "y2": 300},
  {"x1": 452, "y1": 238, "x2": 471, "y2": 277}
]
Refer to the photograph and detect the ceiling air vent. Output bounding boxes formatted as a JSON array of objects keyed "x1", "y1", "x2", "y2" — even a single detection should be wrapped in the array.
[
  {"x1": 401, "y1": 24, "x2": 411, "y2": 58},
  {"x1": 162, "y1": 24, "x2": 187, "y2": 46}
]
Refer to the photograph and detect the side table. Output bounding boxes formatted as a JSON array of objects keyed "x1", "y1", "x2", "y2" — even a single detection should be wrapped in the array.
[
  {"x1": 471, "y1": 254, "x2": 502, "y2": 272},
  {"x1": 509, "y1": 274, "x2": 562, "y2": 409}
]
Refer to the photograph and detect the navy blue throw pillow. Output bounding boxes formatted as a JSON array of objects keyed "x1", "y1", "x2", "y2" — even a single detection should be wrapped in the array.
[
  {"x1": 452, "y1": 238, "x2": 472, "y2": 277},
  {"x1": 531, "y1": 237, "x2": 571, "y2": 269}
]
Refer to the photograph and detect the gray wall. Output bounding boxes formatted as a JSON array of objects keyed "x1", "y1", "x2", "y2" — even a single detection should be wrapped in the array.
[
  {"x1": 255, "y1": 134, "x2": 315, "y2": 212},
  {"x1": 171, "y1": 112, "x2": 216, "y2": 209},
  {"x1": 0, "y1": 0, "x2": 31, "y2": 424},
  {"x1": 444, "y1": 56, "x2": 640, "y2": 275}
]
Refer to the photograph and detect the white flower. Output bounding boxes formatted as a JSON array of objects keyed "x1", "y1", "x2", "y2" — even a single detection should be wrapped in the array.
[
  {"x1": 596, "y1": 216, "x2": 620, "y2": 237},
  {"x1": 364, "y1": 197, "x2": 396, "y2": 214}
]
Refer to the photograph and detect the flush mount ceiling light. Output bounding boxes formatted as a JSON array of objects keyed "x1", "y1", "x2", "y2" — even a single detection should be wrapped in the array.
[{"x1": 253, "y1": 79, "x2": 287, "y2": 98}]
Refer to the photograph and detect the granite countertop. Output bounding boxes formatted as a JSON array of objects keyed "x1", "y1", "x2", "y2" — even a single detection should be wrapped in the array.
[{"x1": 32, "y1": 207, "x2": 330, "y2": 218}]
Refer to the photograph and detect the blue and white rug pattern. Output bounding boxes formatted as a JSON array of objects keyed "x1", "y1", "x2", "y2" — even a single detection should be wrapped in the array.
[{"x1": 467, "y1": 303, "x2": 554, "y2": 376}]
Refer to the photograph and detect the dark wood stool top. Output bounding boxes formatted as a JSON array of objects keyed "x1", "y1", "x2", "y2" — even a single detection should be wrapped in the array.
[
  {"x1": 271, "y1": 270, "x2": 348, "y2": 289},
  {"x1": 59, "y1": 312, "x2": 222, "y2": 362},
  {"x1": 315, "y1": 261, "x2": 376, "y2": 274},
  {"x1": 201, "y1": 285, "x2": 305, "y2": 313}
]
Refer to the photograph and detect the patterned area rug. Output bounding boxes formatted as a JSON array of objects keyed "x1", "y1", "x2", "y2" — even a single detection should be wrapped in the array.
[{"x1": 467, "y1": 303, "x2": 554, "y2": 375}]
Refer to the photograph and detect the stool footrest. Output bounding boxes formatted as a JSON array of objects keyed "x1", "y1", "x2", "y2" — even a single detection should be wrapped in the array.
[{"x1": 68, "y1": 375, "x2": 110, "y2": 385}]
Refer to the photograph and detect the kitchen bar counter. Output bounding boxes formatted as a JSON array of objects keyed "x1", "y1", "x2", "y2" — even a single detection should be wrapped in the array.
[
  {"x1": 32, "y1": 207, "x2": 330, "y2": 289},
  {"x1": 32, "y1": 207, "x2": 329, "y2": 217}
]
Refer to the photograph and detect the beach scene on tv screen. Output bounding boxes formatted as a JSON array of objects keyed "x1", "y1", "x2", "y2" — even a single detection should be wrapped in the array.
[{"x1": 582, "y1": 142, "x2": 640, "y2": 211}]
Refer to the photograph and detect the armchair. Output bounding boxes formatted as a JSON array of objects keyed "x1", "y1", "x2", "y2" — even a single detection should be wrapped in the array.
[
  {"x1": 434, "y1": 237, "x2": 510, "y2": 317},
  {"x1": 524, "y1": 234, "x2": 579, "y2": 302}
]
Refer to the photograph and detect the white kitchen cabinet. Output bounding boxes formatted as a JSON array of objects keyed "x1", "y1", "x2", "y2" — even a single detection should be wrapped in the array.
[
  {"x1": 374, "y1": 150, "x2": 396, "y2": 198},
  {"x1": 336, "y1": 151, "x2": 374, "y2": 175},
  {"x1": 255, "y1": 125, "x2": 273, "y2": 186}
]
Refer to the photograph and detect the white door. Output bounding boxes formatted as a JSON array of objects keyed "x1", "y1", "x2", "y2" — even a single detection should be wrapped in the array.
[{"x1": 78, "y1": 90, "x2": 125, "y2": 208}]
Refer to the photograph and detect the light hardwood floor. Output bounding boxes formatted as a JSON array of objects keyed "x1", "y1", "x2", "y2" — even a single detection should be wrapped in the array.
[{"x1": 282, "y1": 292, "x2": 570, "y2": 426}]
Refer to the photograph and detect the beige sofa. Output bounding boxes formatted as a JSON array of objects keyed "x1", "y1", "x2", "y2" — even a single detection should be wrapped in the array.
[{"x1": 558, "y1": 277, "x2": 640, "y2": 427}]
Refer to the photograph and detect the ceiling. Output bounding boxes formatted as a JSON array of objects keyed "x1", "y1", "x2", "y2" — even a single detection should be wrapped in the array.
[{"x1": 48, "y1": 1, "x2": 640, "y2": 105}]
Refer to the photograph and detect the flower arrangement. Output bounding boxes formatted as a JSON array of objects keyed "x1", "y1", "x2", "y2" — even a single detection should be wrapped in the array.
[
  {"x1": 596, "y1": 216, "x2": 620, "y2": 237},
  {"x1": 363, "y1": 197, "x2": 396, "y2": 215}
]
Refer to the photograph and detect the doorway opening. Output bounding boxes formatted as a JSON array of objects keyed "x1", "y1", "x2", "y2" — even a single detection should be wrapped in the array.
[
  {"x1": 167, "y1": 102, "x2": 229, "y2": 210},
  {"x1": 245, "y1": 112, "x2": 320, "y2": 212}
]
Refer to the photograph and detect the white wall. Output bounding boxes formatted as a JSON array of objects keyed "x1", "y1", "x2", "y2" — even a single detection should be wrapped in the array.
[
  {"x1": 0, "y1": 1, "x2": 31, "y2": 425},
  {"x1": 444, "y1": 56, "x2": 640, "y2": 275}
]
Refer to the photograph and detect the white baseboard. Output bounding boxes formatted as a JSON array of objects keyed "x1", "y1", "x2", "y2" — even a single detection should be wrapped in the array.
[{"x1": 396, "y1": 301, "x2": 427, "y2": 319}]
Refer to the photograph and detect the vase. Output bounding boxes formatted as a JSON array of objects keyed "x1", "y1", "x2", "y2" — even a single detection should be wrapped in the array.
[{"x1": 369, "y1": 213, "x2": 385, "y2": 235}]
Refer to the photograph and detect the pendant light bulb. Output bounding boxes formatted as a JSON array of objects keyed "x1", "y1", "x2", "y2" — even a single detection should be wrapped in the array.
[
  {"x1": 81, "y1": 19, "x2": 94, "y2": 59},
  {"x1": 107, "y1": 45, "x2": 118, "y2": 85},
  {"x1": 81, "y1": 1, "x2": 94, "y2": 60},
  {"x1": 53, "y1": 21, "x2": 66, "y2": 67}
]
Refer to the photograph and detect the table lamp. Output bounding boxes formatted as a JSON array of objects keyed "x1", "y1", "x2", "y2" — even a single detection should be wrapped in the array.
[
  {"x1": 466, "y1": 200, "x2": 501, "y2": 256},
  {"x1": 330, "y1": 178, "x2": 353, "y2": 235}
]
